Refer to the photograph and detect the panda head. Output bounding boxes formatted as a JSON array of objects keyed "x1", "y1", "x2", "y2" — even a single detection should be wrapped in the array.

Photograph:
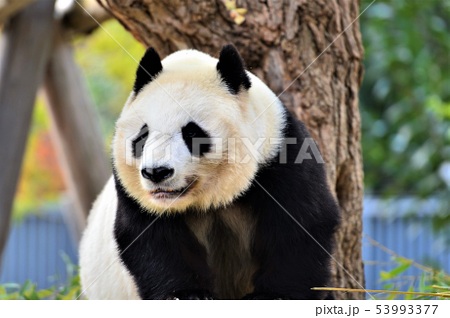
[{"x1": 113, "y1": 45, "x2": 284, "y2": 214}]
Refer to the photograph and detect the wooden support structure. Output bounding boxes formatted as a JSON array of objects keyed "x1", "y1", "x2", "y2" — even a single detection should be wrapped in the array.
[
  {"x1": 44, "y1": 28, "x2": 110, "y2": 234},
  {"x1": 0, "y1": 0, "x2": 110, "y2": 262},
  {"x1": 0, "y1": 0, "x2": 35, "y2": 23},
  {"x1": 62, "y1": 0, "x2": 110, "y2": 35},
  {"x1": 0, "y1": 0, "x2": 56, "y2": 264}
]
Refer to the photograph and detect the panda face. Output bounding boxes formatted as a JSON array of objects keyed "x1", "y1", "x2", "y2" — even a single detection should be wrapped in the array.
[{"x1": 112, "y1": 48, "x2": 266, "y2": 214}]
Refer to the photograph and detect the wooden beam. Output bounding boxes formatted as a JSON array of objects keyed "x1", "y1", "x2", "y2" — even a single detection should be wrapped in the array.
[
  {"x1": 63, "y1": 0, "x2": 111, "y2": 35},
  {"x1": 0, "y1": 0, "x2": 35, "y2": 23},
  {"x1": 0, "y1": 0, "x2": 55, "y2": 264},
  {"x1": 43, "y1": 28, "x2": 110, "y2": 229}
]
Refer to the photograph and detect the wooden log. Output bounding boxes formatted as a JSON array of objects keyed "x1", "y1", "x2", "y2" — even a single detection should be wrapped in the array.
[
  {"x1": 0, "y1": 0, "x2": 55, "y2": 264},
  {"x1": 62, "y1": 0, "x2": 111, "y2": 35},
  {"x1": 43, "y1": 28, "x2": 110, "y2": 232},
  {"x1": 0, "y1": 0, "x2": 35, "y2": 23}
]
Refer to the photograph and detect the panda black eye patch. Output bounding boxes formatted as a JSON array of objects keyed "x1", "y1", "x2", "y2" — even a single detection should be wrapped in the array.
[
  {"x1": 182, "y1": 122, "x2": 211, "y2": 156},
  {"x1": 132, "y1": 124, "x2": 149, "y2": 158}
]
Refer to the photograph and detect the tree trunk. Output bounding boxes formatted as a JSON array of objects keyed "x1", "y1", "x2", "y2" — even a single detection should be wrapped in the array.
[{"x1": 97, "y1": 0, "x2": 365, "y2": 299}]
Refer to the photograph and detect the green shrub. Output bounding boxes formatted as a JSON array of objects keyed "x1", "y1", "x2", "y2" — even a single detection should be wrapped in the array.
[
  {"x1": 378, "y1": 257, "x2": 450, "y2": 299},
  {"x1": 0, "y1": 255, "x2": 81, "y2": 300}
]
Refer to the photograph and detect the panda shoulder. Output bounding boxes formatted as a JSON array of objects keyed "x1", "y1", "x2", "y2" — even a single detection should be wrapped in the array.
[{"x1": 87, "y1": 176, "x2": 118, "y2": 223}]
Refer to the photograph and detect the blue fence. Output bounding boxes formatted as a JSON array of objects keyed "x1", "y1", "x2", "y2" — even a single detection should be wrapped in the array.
[
  {"x1": 363, "y1": 197, "x2": 449, "y2": 290},
  {"x1": 0, "y1": 210, "x2": 78, "y2": 289},
  {"x1": 0, "y1": 197, "x2": 448, "y2": 290}
]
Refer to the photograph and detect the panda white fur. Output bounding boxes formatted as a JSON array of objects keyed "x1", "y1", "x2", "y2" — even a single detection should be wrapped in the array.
[{"x1": 79, "y1": 45, "x2": 340, "y2": 300}]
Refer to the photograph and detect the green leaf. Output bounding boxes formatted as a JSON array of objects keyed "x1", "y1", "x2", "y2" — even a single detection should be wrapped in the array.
[
  {"x1": 405, "y1": 286, "x2": 415, "y2": 300},
  {"x1": 19, "y1": 280, "x2": 33, "y2": 294},
  {"x1": 381, "y1": 260, "x2": 412, "y2": 281},
  {"x1": 36, "y1": 289, "x2": 54, "y2": 299},
  {"x1": 59, "y1": 288, "x2": 78, "y2": 300}
]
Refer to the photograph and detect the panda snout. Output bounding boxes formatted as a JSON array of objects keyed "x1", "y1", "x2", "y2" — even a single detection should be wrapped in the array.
[{"x1": 141, "y1": 166, "x2": 174, "y2": 183}]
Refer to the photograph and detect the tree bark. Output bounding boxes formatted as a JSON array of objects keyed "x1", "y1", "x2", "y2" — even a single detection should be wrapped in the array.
[
  {"x1": 0, "y1": 0, "x2": 55, "y2": 267},
  {"x1": 97, "y1": 0, "x2": 365, "y2": 299}
]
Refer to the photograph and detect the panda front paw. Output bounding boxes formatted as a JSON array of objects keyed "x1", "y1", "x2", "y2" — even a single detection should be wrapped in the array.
[
  {"x1": 242, "y1": 292, "x2": 290, "y2": 300},
  {"x1": 166, "y1": 289, "x2": 214, "y2": 300}
]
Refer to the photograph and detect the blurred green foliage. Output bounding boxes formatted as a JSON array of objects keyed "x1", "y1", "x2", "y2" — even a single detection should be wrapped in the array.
[
  {"x1": 0, "y1": 276, "x2": 81, "y2": 300},
  {"x1": 360, "y1": 0, "x2": 450, "y2": 199},
  {"x1": 74, "y1": 20, "x2": 145, "y2": 142},
  {"x1": 378, "y1": 257, "x2": 450, "y2": 300},
  {"x1": 13, "y1": 100, "x2": 65, "y2": 220},
  {"x1": 0, "y1": 255, "x2": 81, "y2": 300}
]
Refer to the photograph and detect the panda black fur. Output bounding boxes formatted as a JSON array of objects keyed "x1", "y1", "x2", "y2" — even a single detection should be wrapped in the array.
[{"x1": 79, "y1": 45, "x2": 340, "y2": 300}]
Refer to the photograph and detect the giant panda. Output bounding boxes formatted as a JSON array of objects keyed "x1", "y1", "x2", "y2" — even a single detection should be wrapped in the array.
[{"x1": 79, "y1": 45, "x2": 340, "y2": 300}]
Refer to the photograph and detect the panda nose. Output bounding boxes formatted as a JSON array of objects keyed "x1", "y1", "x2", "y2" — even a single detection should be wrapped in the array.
[{"x1": 141, "y1": 166, "x2": 174, "y2": 183}]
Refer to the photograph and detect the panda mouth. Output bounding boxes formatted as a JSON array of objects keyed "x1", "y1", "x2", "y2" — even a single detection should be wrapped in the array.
[
  {"x1": 149, "y1": 185, "x2": 192, "y2": 199},
  {"x1": 148, "y1": 177, "x2": 198, "y2": 200}
]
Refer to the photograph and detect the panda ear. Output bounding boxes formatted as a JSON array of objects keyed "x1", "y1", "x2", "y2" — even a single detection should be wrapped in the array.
[
  {"x1": 216, "y1": 44, "x2": 251, "y2": 95},
  {"x1": 133, "y1": 47, "x2": 163, "y2": 95}
]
